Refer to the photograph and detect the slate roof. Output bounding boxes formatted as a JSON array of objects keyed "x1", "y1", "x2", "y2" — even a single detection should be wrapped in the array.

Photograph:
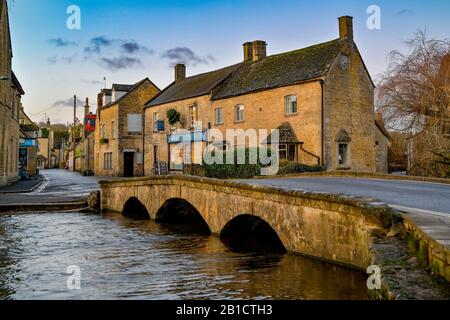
[
  {"x1": 146, "y1": 64, "x2": 241, "y2": 107},
  {"x1": 112, "y1": 84, "x2": 134, "y2": 92},
  {"x1": 101, "y1": 88, "x2": 112, "y2": 95},
  {"x1": 212, "y1": 38, "x2": 345, "y2": 100}
]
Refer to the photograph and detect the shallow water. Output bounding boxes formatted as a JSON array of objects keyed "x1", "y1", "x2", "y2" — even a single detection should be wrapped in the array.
[{"x1": 0, "y1": 212, "x2": 368, "y2": 300}]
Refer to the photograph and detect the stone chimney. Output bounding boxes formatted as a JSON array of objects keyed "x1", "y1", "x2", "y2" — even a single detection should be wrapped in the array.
[
  {"x1": 339, "y1": 16, "x2": 353, "y2": 40},
  {"x1": 175, "y1": 64, "x2": 186, "y2": 82},
  {"x1": 252, "y1": 40, "x2": 267, "y2": 62},
  {"x1": 84, "y1": 97, "x2": 90, "y2": 118},
  {"x1": 97, "y1": 92, "x2": 103, "y2": 109},
  {"x1": 243, "y1": 42, "x2": 253, "y2": 62}
]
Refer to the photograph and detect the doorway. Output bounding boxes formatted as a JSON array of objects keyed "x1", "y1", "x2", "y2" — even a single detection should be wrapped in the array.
[{"x1": 124, "y1": 152, "x2": 134, "y2": 177}]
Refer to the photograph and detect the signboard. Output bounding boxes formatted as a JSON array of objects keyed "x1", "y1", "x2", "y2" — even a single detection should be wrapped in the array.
[
  {"x1": 20, "y1": 138, "x2": 37, "y2": 148},
  {"x1": 84, "y1": 114, "x2": 96, "y2": 132}
]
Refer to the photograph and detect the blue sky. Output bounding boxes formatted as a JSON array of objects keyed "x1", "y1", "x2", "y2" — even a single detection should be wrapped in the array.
[{"x1": 6, "y1": 0, "x2": 450, "y2": 124}]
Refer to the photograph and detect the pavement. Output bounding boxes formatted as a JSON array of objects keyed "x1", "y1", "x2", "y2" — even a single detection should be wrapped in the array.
[
  {"x1": 0, "y1": 169, "x2": 104, "y2": 205},
  {"x1": 0, "y1": 175, "x2": 44, "y2": 194}
]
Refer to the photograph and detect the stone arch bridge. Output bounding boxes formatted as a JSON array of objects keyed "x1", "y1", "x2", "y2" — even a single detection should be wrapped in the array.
[{"x1": 99, "y1": 176, "x2": 394, "y2": 270}]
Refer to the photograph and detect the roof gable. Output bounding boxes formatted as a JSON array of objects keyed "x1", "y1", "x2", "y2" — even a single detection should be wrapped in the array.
[
  {"x1": 101, "y1": 78, "x2": 159, "y2": 109},
  {"x1": 146, "y1": 64, "x2": 241, "y2": 107}
]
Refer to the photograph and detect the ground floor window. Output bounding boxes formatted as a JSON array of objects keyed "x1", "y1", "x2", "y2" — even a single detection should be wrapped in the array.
[
  {"x1": 338, "y1": 143, "x2": 348, "y2": 166},
  {"x1": 279, "y1": 144, "x2": 297, "y2": 162},
  {"x1": 104, "y1": 152, "x2": 113, "y2": 170}
]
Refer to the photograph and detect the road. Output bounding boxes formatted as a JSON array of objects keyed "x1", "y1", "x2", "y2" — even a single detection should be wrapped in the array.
[
  {"x1": 0, "y1": 170, "x2": 103, "y2": 205},
  {"x1": 238, "y1": 177, "x2": 450, "y2": 215}
]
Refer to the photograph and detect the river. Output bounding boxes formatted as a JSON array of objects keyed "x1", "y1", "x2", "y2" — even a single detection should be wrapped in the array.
[{"x1": 0, "y1": 211, "x2": 368, "y2": 300}]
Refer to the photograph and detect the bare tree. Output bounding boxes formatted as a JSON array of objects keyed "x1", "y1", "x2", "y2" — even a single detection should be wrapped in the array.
[{"x1": 377, "y1": 30, "x2": 450, "y2": 177}]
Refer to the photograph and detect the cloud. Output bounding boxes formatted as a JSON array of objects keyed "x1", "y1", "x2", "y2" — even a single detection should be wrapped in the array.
[
  {"x1": 84, "y1": 36, "x2": 114, "y2": 55},
  {"x1": 99, "y1": 56, "x2": 143, "y2": 71},
  {"x1": 84, "y1": 36, "x2": 153, "y2": 56},
  {"x1": 161, "y1": 47, "x2": 215, "y2": 67},
  {"x1": 47, "y1": 38, "x2": 78, "y2": 47},
  {"x1": 52, "y1": 97, "x2": 85, "y2": 108},
  {"x1": 121, "y1": 41, "x2": 154, "y2": 55},
  {"x1": 397, "y1": 9, "x2": 414, "y2": 16}
]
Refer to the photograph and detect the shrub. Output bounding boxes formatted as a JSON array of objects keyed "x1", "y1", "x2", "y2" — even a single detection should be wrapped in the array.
[
  {"x1": 99, "y1": 138, "x2": 109, "y2": 145},
  {"x1": 201, "y1": 148, "x2": 273, "y2": 179},
  {"x1": 277, "y1": 161, "x2": 325, "y2": 175},
  {"x1": 167, "y1": 109, "x2": 181, "y2": 126}
]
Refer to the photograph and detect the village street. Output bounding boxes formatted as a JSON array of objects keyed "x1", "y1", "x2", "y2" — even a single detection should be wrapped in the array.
[
  {"x1": 0, "y1": 170, "x2": 103, "y2": 205},
  {"x1": 240, "y1": 177, "x2": 450, "y2": 216}
]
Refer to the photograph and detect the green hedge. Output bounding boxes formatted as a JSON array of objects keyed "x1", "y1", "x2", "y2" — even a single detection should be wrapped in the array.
[
  {"x1": 277, "y1": 161, "x2": 325, "y2": 175},
  {"x1": 202, "y1": 148, "x2": 272, "y2": 179}
]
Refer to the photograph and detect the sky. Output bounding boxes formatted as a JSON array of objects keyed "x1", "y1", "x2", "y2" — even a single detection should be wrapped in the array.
[{"x1": 6, "y1": 0, "x2": 450, "y2": 124}]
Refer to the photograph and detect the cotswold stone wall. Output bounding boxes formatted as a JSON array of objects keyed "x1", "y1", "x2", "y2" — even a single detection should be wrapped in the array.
[
  {"x1": 100, "y1": 175, "x2": 394, "y2": 270},
  {"x1": 324, "y1": 40, "x2": 377, "y2": 172},
  {"x1": 95, "y1": 80, "x2": 160, "y2": 177}
]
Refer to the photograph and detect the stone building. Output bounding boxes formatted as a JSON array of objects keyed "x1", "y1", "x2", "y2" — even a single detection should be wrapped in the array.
[
  {"x1": 0, "y1": 0, "x2": 25, "y2": 186},
  {"x1": 94, "y1": 78, "x2": 160, "y2": 177},
  {"x1": 144, "y1": 16, "x2": 390, "y2": 174},
  {"x1": 19, "y1": 108, "x2": 39, "y2": 177}
]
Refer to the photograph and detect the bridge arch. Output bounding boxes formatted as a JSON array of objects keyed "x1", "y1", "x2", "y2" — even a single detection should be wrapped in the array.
[
  {"x1": 155, "y1": 198, "x2": 211, "y2": 234},
  {"x1": 220, "y1": 214, "x2": 286, "y2": 253},
  {"x1": 122, "y1": 197, "x2": 150, "y2": 220}
]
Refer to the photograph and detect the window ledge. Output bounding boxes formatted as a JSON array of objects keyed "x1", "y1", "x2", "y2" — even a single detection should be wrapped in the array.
[
  {"x1": 284, "y1": 112, "x2": 299, "y2": 117},
  {"x1": 234, "y1": 120, "x2": 245, "y2": 124}
]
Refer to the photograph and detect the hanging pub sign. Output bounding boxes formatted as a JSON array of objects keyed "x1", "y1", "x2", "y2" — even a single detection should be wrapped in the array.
[{"x1": 84, "y1": 114, "x2": 97, "y2": 132}]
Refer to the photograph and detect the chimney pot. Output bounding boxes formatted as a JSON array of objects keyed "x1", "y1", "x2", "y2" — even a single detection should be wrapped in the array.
[
  {"x1": 243, "y1": 42, "x2": 253, "y2": 62},
  {"x1": 175, "y1": 64, "x2": 186, "y2": 82},
  {"x1": 339, "y1": 16, "x2": 353, "y2": 40},
  {"x1": 252, "y1": 40, "x2": 267, "y2": 62}
]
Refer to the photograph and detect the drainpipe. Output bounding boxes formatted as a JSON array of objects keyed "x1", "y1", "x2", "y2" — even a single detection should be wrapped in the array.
[
  {"x1": 300, "y1": 142, "x2": 321, "y2": 166},
  {"x1": 319, "y1": 79, "x2": 325, "y2": 166}
]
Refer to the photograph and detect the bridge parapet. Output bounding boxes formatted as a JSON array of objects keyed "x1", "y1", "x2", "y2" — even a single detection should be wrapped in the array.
[{"x1": 99, "y1": 175, "x2": 395, "y2": 270}]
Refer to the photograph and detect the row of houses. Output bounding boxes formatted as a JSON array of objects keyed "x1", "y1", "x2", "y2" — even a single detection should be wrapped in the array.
[{"x1": 70, "y1": 16, "x2": 390, "y2": 178}]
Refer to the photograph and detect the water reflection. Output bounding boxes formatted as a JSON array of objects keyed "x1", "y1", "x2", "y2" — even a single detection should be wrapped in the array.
[{"x1": 0, "y1": 212, "x2": 368, "y2": 300}]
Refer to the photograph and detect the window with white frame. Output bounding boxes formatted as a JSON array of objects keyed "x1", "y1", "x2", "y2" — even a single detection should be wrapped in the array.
[
  {"x1": 215, "y1": 108, "x2": 224, "y2": 125},
  {"x1": 235, "y1": 105, "x2": 244, "y2": 122},
  {"x1": 284, "y1": 95, "x2": 298, "y2": 115},
  {"x1": 127, "y1": 113, "x2": 142, "y2": 133}
]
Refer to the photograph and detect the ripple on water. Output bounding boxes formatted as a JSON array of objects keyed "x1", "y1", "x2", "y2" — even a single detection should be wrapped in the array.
[{"x1": 0, "y1": 212, "x2": 368, "y2": 300}]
